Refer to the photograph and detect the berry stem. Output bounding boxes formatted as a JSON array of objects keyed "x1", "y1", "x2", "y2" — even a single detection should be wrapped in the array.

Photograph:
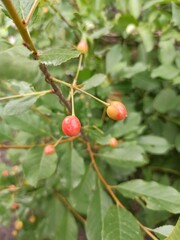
[
  {"x1": 24, "y1": 0, "x2": 39, "y2": 25},
  {"x1": 0, "y1": 89, "x2": 52, "y2": 101},
  {"x1": 74, "y1": 86, "x2": 110, "y2": 107},
  {"x1": 70, "y1": 87, "x2": 75, "y2": 116},
  {"x1": 73, "y1": 54, "x2": 83, "y2": 86},
  {"x1": 52, "y1": 77, "x2": 71, "y2": 87}
]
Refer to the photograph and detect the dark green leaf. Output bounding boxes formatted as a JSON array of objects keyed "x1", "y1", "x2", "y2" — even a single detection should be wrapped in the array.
[
  {"x1": 116, "y1": 179, "x2": 180, "y2": 213},
  {"x1": 86, "y1": 181, "x2": 112, "y2": 240},
  {"x1": 102, "y1": 206, "x2": 143, "y2": 240},
  {"x1": 39, "y1": 48, "x2": 80, "y2": 66},
  {"x1": 59, "y1": 145, "x2": 85, "y2": 191},
  {"x1": 23, "y1": 148, "x2": 58, "y2": 187}
]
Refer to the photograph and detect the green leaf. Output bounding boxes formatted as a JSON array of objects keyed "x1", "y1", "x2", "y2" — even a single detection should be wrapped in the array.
[
  {"x1": 82, "y1": 74, "x2": 107, "y2": 90},
  {"x1": 38, "y1": 48, "x2": 80, "y2": 66},
  {"x1": 12, "y1": 0, "x2": 35, "y2": 20},
  {"x1": 122, "y1": 62, "x2": 147, "y2": 78},
  {"x1": 138, "y1": 135, "x2": 171, "y2": 154},
  {"x1": 106, "y1": 45, "x2": 122, "y2": 74},
  {"x1": 116, "y1": 179, "x2": 180, "y2": 213},
  {"x1": 23, "y1": 148, "x2": 58, "y2": 187},
  {"x1": 2, "y1": 95, "x2": 39, "y2": 116},
  {"x1": 99, "y1": 145, "x2": 148, "y2": 168},
  {"x1": 59, "y1": 145, "x2": 85, "y2": 191},
  {"x1": 86, "y1": 181, "x2": 112, "y2": 240},
  {"x1": 153, "y1": 225, "x2": 174, "y2": 238},
  {"x1": 45, "y1": 198, "x2": 78, "y2": 240},
  {"x1": 153, "y1": 89, "x2": 179, "y2": 113},
  {"x1": 165, "y1": 218, "x2": 180, "y2": 240},
  {"x1": 151, "y1": 65, "x2": 179, "y2": 80},
  {"x1": 159, "y1": 40, "x2": 177, "y2": 65},
  {"x1": 0, "y1": 46, "x2": 40, "y2": 82},
  {"x1": 107, "y1": 112, "x2": 142, "y2": 138},
  {"x1": 128, "y1": 0, "x2": 142, "y2": 19},
  {"x1": 172, "y1": 3, "x2": 180, "y2": 29},
  {"x1": 69, "y1": 166, "x2": 96, "y2": 214},
  {"x1": 102, "y1": 206, "x2": 143, "y2": 240},
  {"x1": 138, "y1": 24, "x2": 154, "y2": 52}
]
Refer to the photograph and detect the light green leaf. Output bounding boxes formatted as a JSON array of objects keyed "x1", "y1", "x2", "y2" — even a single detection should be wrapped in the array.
[
  {"x1": 59, "y1": 145, "x2": 85, "y2": 191},
  {"x1": 69, "y1": 166, "x2": 96, "y2": 214},
  {"x1": 153, "y1": 89, "x2": 179, "y2": 113},
  {"x1": 143, "y1": 0, "x2": 171, "y2": 10},
  {"x1": 0, "y1": 46, "x2": 40, "y2": 82},
  {"x1": 2, "y1": 95, "x2": 39, "y2": 116},
  {"x1": 138, "y1": 135, "x2": 171, "y2": 154},
  {"x1": 138, "y1": 25, "x2": 154, "y2": 52},
  {"x1": 172, "y1": 3, "x2": 180, "y2": 29},
  {"x1": 151, "y1": 65, "x2": 179, "y2": 80},
  {"x1": 116, "y1": 179, "x2": 180, "y2": 213},
  {"x1": 102, "y1": 206, "x2": 143, "y2": 240},
  {"x1": 165, "y1": 218, "x2": 180, "y2": 240},
  {"x1": 106, "y1": 45, "x2": 122, "y2": 74},
  {"x1": 82, "y1": 74, "x2": 107, "y2": 90},
  {"x1": 159, "y1": 40, "x2": 177, "y2": 65},
  {"x1": 153, "y1": 225, "x2": 174, "y2": 238},
  {"x1": 99, "y1": 145, "x2": 148, "y2": 168},
  {"x1": 12, "y1": 0, "x2": 35, "y2": 19},
  {"x1": 86, "y1": 181, "x2": 112, "y2": 240},
  {"x1": 38, "y1": 48, "x2": 80, "y2": 66},
  {"x1": 23, "y1": 148, "x2": 58, "y2": 187},
  {"x1": 122, "y1": 62, "x2": 147, "y2": 78},
  {"x1": 128, "y1": 0, "x2": 142, "y2": 19}
]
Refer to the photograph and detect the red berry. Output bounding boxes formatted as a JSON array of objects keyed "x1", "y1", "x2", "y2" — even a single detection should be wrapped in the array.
[
  {"x1": 62, "y1": 115, "x2": 81, "y2": 137},
  {"x1": 2, "y1": 169, "x2": 9, "y2": 177},
  {"x1": 107, "y1": 101, "x2": 127, "y2": 120},
  {"x1": 44, "y1": 145, "x2": 55, "y2": 155},
  {"x1": 109, "y1": 138, "x2": 118, "y2": 148},
  {"x1": 77, "y1": 39, "x2": 88, "y2": 54}
]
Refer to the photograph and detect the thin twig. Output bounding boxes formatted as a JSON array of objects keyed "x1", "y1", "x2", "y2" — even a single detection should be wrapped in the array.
[
  {"x1": 39, "y1": 63, "x2": 72, "y2": 113},
  {"x1": 0, "y1": 136, "x2": 79, "y2": 149},
  {"x1": 56, "y1": 192, "x2": 86, "y2": 225},
  {"x1": 25, "y1": 0, "x2": 40, "y2": 25}
]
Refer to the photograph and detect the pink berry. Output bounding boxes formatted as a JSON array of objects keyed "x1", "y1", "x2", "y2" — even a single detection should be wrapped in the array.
[
  {"x1": 62, "y1": 116, "x2": 81, "y2": 137},
  {"x1": 107, "y1": 101, "x2": 127, "y2": 120},
  {"x1": 109, "y1": 138, "x2": 118, "y2": 148},
  {"x1": 44, "y1": 145, "x2": 55, "y2": 155},
  {"x1": 2, "y1": 169, "x2": 9, "y2": 177},
  {"x1": 77, "y1": 39, "x2": 88, "y2": 54}
]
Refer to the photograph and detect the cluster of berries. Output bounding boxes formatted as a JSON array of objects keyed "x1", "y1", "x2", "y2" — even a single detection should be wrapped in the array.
[{"x1": 44, "y1": 39, "x2": 127, "y2": 155}]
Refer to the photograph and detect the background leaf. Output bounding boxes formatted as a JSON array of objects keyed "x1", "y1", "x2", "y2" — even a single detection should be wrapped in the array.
[
  {"x1": 116, "y1": 179, "x2": 180, "y2": 213},
  {"x1": 82, "y1": 74, "x2": 107, "y2": 90}
]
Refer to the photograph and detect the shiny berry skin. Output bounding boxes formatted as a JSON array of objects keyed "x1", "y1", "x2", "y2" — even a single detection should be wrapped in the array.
[
  {"x1": 109, "y1": 138, "x2": 118, "y2": 148},
  {"x1": 62, "y1": 116, "x2": 81, "y2": 137},
  {"x1": 107, "y1": 101, "x2": 127, "y2": 120},
  {"x1": 44, "y1": 144, "x2": 55, "y2": 155},
  {"x1": 77, "y1": 39, "x2": 88, "y2": 54}
]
